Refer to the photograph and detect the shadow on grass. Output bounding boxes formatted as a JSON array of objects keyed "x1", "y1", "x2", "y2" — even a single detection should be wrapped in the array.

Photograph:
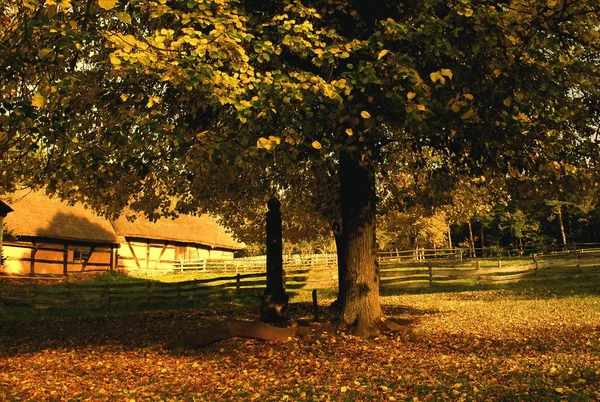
[{"x1": 380, "y1": 274, "x2": 600, "y2": 300}]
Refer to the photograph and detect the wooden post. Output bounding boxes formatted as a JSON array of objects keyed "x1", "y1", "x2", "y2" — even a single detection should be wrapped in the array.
[
  {"x1": 236, "y1": 273, "x2": 241, "y2": 292},
  {"x1": 105, "y1": 284, "x2": 111, "y2": 307},
  {"x1": 63, "y1": 244, "x2": 69, "y2": 275},
  {"x1": 30, "y1": 244, "x2": 37, "y2": 276},
  {"x1": 497, "y1": 259, "x2": 502, "y2": 268},
  {"x1": 428, "y1": 263, "x2": 433, "y2": 285},
  {"x1": 146, "y1": 242, "x2": 150, "y2": 271},
  {"x1": 260, "y1": 198, "x2": 289, "y2": 325}
]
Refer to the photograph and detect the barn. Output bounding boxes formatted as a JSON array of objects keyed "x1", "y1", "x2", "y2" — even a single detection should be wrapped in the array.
[{"x1": 0, "y1": 191, "x2": 243, "y2": 278}]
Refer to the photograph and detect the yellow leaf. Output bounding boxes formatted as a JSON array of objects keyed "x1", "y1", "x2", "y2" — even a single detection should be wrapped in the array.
[
  {"x1": 340, "y1": 386, "x2": 348, "y2": 393},
  {"x1": 109, "y1": 54, "x2": 121, "y2": 65},
  {"x1": 463, "y1": 93, "x2": 473, "y2": 100},
  {"x1": 312, "y1": 140, "x2": 322, "y2": 150},
  {"x1": 555, "y1": 388, "x2": 564, "y2": 394},
  {"x1": 257, "y1": 137, "x2": 274, "y2": 150},
  {"x1": 31, "y1": 93, "x2": 46, "y2": 107},
  {"x1": 120, "y1": 94, "x2": 128, "y2": 101},
  {"x1": 377, "y1": 49, "x2": 389, "y2": 60},
  {"x1": 503, "y1": 97, "x2": 512, "y2": 107},
  {"x1": 360, "y1": 110, "x2": 371, "y2": 119},
  {"x1": 345, "y1": 128, "x2": 354, "y2": 136},
  {"x1": 98, "y1": 0, "x2": 116, "y2": 10},
  {"x1": 493, "y1": 69, "x2": 502, "y2": 77},
  {"x1": 407, "y1": 92, "x2": 416, "y2": 100},
  {"x1": 71, "y1": 137, "x2": 79, "y2": 143},
  {"x1": 464, "y1": 8, "x2": 473, "y2": 17},
  {"x1": 461, "y1": 109, "x2": 477, "y2": 120},
  {"x1": 441, "y1": 68, "x2": 453, "y2": 79},
  {"x1": 430, "y1": 71, "x2": 443, "y2": 83},
  {"x1": 116, "y1": 12, "x2": 132, "y2": 24},
  {"x1": 416, "y1": 104, "x2": 426, "y2": 111}
]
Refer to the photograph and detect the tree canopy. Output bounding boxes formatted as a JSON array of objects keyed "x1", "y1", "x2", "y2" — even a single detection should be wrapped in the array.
[{"x1": 2, "y1": 0, "x2": 599, "y2": 335}]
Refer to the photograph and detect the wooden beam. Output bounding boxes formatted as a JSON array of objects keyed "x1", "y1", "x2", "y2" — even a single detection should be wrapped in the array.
[
  {"x1": 127, "y1": 241, "x2": 141, "y2": 269},
  {"x1": 109, "y1": 246, "x2": 114, "y2": 272},
  {"x1": 146, "y1": 241, "x2": 150, "y2": 270},
  {"x1": 30, "y1": 242, "x2": 37, "y2": 275},
  {"x1": 63, "y1": 244, "x2": 68, "y2": 275},
  {"x1": 153, "y1": 242, "x2": 169, "y2": 270},
  {"x1": 81, "y1": 245, "x2": 96, "y2": 271}
]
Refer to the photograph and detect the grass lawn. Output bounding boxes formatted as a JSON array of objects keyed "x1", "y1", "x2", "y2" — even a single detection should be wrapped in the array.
[{"x1": 0, "y1": 276, "x2": 599, "y2": 401}]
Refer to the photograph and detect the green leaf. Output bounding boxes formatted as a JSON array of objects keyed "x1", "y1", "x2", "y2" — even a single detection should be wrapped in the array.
[{"x1": 116, "y1": 12, "x2": 132, "y2": 24}]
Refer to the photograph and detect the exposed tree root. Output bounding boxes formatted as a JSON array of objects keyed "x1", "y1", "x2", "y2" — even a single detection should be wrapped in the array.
[
  {"x1": 175, "y1": 320, "x2": 300, "y2": 349},
  {"x1": 172, "y1": 316, "x2": 414, "y2": 350}
]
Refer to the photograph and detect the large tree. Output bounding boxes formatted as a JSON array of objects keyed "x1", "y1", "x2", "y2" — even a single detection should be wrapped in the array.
[{"x1": 2, "y1": 0, "x2": 600, "y2": 335}]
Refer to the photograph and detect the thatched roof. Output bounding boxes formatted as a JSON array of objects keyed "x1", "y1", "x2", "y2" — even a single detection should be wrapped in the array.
[
  {"x1": 112, "y1": 214, "x2": 244, "y2": 250},
  {"x1": 4, "y1": 191, "x2": 118, "y2": 244},
  {"x1": 3, "y1": 191, "x2": 244, "y2": 250}
]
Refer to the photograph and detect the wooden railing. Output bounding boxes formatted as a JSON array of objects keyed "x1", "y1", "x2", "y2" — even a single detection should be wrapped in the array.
[{"x1": 1, "y1": 252, "x2": 599, "y2": 311}]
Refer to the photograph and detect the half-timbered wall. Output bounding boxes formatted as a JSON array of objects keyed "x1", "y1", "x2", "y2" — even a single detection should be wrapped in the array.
[
  {"x1": 117, "y1": 238, "x2": 235, "y2": 274},
  {"x1": 1, "y1": 241, "x2": 115, "y2": 276}
]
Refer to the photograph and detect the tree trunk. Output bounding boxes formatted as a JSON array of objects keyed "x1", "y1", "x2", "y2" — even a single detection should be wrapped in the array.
[
  {"x1": 558, "y1": 207, "x2": 567, "y2": 249},
  {"x1": 468, "y1": 219, "x2": 475, "y2": 258},
  {"x1": 338, "y1": 150, "x2": 382, "y2": 337},
  {"x1": 260, "y1": 198, "x2": 289, "y2": 324},
  {"x1": 480, "y1": 223, "x2": 485, "y2": 257},
  {"x1": 333, "y1": 228, "x2": 347, "y2": 306},
  {"x1": 447, "y1": 225, "x2": 452, "y2": 251}
]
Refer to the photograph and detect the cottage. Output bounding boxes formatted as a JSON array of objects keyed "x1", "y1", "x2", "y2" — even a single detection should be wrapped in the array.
[
  {"x1": 112, "y1": 212, "x2": 244, "y2": 274},
  {"x1": 1, "y1": 191, "x2": 243, "y2": 277},
  {"x1": 2, "y1": 191, "x2": 119, "y2": 276}
]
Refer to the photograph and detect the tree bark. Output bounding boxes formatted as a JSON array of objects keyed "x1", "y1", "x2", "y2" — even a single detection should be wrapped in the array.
[
  {"x1": 468, "y1": 219, "x2": 475, "y2": 258},
  {"x1": 333, "y1": 226, "x2": 347, "y2": 306},
  {"x1": 337, "y1": 150, "x2": 383, "y2": 337},
  {"x1": 177, "y1": 320, "x2": 299, "y2": 349},
  {"x1": 260, "y1": 198, "x2": 289, "y2": 324},
  {"x1": 558, "y1": 207, "x2": 567, "y2": 249},
  {"x1": 480, "y1": 223, "x2": 485, "y2": 257}
]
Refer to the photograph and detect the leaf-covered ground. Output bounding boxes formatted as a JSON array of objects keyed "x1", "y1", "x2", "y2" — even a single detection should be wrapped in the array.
[{"x1": 1, "y1": 279, "x2": 599, "y2": 401}]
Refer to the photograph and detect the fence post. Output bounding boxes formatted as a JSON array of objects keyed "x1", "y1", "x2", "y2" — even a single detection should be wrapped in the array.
[
  {"x1": 236, "y1": 273, "x2": 241, "y2": 292},
  {"x1": 497, "y1": 259, "x2": 502, "y2": 268},
  {"x1": 105, "y1": 284, "x2": 111, "y2": 307},
  {"x1": 428, "y1": 263, "x2": 433, "y2": 285}
]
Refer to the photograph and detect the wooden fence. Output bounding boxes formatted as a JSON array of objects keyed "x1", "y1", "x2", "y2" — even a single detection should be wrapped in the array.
[{"x1": 1, "y1": 251, "x2": 599, "y2": 311}]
